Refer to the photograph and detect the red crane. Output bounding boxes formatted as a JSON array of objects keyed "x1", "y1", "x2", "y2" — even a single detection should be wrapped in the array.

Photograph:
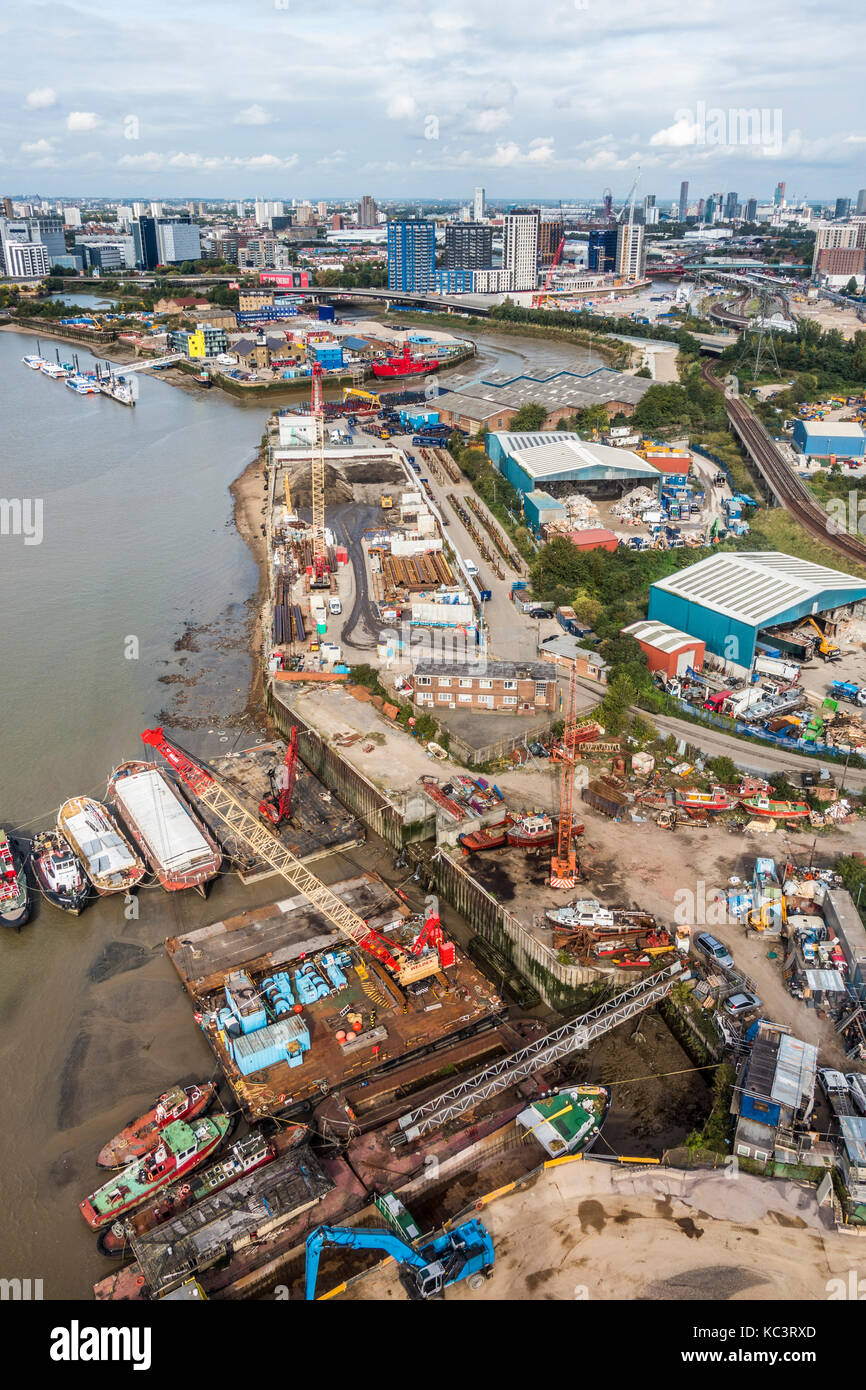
[
  {"x1": 542, "y1": 235, "x2": 566, "y2": 294},
  {"x1": 550, "y1": 664, "x2": 582, "y2": 888},
  {"x1": 409, "y1": 913, "x2": 456, "y2": 969},
  {"x1": 259, "y1": 727, "x2": 299, "y2": 827},
  {"x1": 140, "y1": 728, "x2": 442, "y2": 986}
]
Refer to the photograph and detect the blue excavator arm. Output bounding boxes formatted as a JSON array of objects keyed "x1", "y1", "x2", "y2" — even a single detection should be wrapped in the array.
[{"x1": 305, "y1": 1225, "x2": 427, "y2": 1301}]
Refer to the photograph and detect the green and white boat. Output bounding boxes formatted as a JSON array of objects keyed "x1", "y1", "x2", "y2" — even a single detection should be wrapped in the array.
[
  {"x1": 517, "y1": 1085, "x2": 610, "y2": 1159},
  {"x1": 0, "y1": 829, "x2": 30, "y2": 930}
]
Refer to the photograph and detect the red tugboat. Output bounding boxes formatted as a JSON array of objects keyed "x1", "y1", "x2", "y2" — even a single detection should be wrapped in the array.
[
  {"x1": 507, "y1": 812, "x2": 569, "y2": 849},
  {"x1": 80, "y1": 1115, "x2": 232, "y2": 1230},
  {"x1": 96, "y1": 1125, "x2": 308, "y2": 1256},
  {"x1": 371, "y1": 342, "x2": 441, "y2": 379},
  {"x1": 739, "y1": 795, "x2": 810, "y2": 819},
  {"x1": 674, "y1": 786, "x2": 737, "y2": 815},
  {"x1": 97, "y1": 1083, "x2": 217, "y2": 1168}
]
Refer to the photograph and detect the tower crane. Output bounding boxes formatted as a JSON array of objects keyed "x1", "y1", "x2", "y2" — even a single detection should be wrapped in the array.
[
  {"x1": 258, "y1": 726, "x2": 299, "y2": 828},
  {"x1": 550, "y1": 662, "x2": 582, "y2": 888},
  {"x1": 309, "y1": 362, "x2": 329, "y2": 587},
  {"x1": 141, "y1": 728, "x2": 446, "y2": 986}
]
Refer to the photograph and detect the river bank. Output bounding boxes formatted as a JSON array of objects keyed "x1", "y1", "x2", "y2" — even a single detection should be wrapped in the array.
[{"x1": 230, "y1": 443, "x2": 270, "y2": 721}]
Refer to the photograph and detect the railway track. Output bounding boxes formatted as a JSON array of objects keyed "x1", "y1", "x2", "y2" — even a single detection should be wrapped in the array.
[{"x1": 702, "y1": 361, "x2": 866, "y2": 568}]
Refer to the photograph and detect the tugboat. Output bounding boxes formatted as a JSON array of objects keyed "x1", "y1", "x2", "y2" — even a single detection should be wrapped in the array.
[
  {"x1": 0, "y1": 829, "x2": 30, "y2": 930},
  {"x1": 516, "y1": 1085, "x2": 610, "y2": 1158},
  {"x1": 371, "y1": 342, "x2": 441, "y2": 379},
  {"x1": 506, "y1": 812, "x2": 559, "y2": 849},
  {"x1": 29, "y1": 830, "x2": 90, "y2": 915},
  {"x1": 97, "y1": 1082, "x2": 218, "y2": 1167},
  {"x1": 96, "y1": 1126, "x2": 308, "y2": 1256},
  {"x1": 458, "y1": 816, "x2": 514, "y2": 852},
  {"x1": 79, "y1": 1115, "x2": 233, "y2": 1230},
  {"x1": 57, "y1": 796, "x2": 146, "y2": 896}
]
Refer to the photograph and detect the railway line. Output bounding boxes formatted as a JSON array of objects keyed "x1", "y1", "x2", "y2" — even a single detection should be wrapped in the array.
[{"x1": 702, "y1": 360, "x2": 866, "y2": 569}]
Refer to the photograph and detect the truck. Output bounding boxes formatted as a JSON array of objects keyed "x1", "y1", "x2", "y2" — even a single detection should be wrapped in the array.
[
  {"x1": 754, "y1": 655, "x2": 800, "y2": 682},
  {"x1": 556, "y1": 605, "x2": 580, "y2": 635},
  {"x1": 304, "y1": 1220, "x2": 495, "y2": 1301},
  {"x1": 830, "y1": 679, "x2": 866, "y2": 706}
]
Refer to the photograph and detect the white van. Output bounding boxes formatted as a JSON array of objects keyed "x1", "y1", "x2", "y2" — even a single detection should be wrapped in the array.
[
  {"x1": 464, "y1": 559, "x2": 479, "y2": 577},
  {"x1": 328, "y1": 597, "x2": 342, "y2": 615}
]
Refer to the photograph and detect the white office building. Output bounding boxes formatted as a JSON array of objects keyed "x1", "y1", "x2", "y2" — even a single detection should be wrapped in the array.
[
  {"x1": 473, "y1": 186, "x2": 485, "y2": 221},
  {"x1": 615, "y1": 221, "x2": 646, "y2": 281},
  {"x1": 503, "y1": 208, "x2": 540, "y2": 291},
  {"x1": 63, "y1": 207, "x2": 82, "y2": 228},
  {"x1": 157, "y1": 221, "x2": 202, "y2": 263},
  {"x1": 3, "y1": 240, "x2": 49, "y2": 277}
]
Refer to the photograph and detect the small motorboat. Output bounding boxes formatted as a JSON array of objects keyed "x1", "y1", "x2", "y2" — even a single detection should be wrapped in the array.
[
  {"x1": 97, "y1": 1082, "x2": 218, "y2": 1168},
  {"x1": 29, "y1": 830, "x2": 90, "y2": 915}
]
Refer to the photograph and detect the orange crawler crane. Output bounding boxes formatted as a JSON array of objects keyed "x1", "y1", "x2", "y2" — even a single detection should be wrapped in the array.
[{"x1": 550, "y1": 662, "x2": 582, "y2": 889}]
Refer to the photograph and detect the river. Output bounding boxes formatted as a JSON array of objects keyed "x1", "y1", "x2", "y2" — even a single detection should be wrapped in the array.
[{"x1": 0, "y1": 318, "x2": 701, "y2": 1298}]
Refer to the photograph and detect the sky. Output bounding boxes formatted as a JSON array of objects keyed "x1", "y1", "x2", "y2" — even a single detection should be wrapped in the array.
[{"x1": 2, "y1": 0, "x2": 863, "y2": 203}]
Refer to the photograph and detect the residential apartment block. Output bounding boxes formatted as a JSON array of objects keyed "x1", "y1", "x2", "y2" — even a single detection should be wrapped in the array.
[{"x1": 409, "y1": 661, "x2": 558, "y2": 715}]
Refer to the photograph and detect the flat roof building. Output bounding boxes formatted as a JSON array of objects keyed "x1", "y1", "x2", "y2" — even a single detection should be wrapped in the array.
[
  {"x1": 792, "y1": 419, "x2": 866, "y2": 460},
  {"x1": 486, "y1": 431, "x2": 662, "y2": 500}
]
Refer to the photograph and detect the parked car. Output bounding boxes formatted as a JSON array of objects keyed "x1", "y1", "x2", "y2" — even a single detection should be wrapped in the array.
[
  {"x1": 818, "y1": 1067, "x2": 850, "y2": 1097},
  {"x1": 695, "y1": 932, "x2": 734, "y2": 971},
  {"x1": 724, "y1": 990, "x2": 762, "y2": 1017},
  {"x1": 528, "y1": 607, "x2": 550, "y2": 619}
]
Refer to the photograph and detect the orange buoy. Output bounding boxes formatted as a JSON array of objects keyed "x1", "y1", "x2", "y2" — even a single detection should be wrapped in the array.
[
  {"x1": 293, "y1": 1003, "x2": 303, "y2": 1014},
  {"x1": 335, "y1": 1029, "x2": 346, "y2": 1042},
  {"x1": 352, "y1": 1019, "x2": 363, "y2": 1032}
]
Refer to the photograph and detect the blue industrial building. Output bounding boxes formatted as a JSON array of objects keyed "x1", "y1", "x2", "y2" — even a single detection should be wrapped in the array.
[
  {"x1": 387, "y1": 219, "x2": 435, "y2": 293},
  {"x1": 648, "y1": 551, "x2": 866, "y2": 670},
  {"x1": 792, "y1": 419, "x2": 866, "y2": 461},
  {"x1": 523, "y1": 489, "x2": 567, "y2": 530},
  {"x1": 486, "y1": 430, "x2": 662, "y2": 501}
]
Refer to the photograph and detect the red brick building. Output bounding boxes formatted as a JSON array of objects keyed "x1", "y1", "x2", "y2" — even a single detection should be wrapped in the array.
[{"x1": 409, "y1": 661, "x2": 558, "y2": 715}]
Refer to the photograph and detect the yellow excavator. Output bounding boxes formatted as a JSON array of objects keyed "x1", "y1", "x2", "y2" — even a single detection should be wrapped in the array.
[{"x1": 798, "y1": 616, "x2": 841, "y2": 662}]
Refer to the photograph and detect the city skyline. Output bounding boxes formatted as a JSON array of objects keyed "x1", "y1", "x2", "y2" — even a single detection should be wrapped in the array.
[{"x1": 3, "y1": 0, "x2": 864, "y2": 199}]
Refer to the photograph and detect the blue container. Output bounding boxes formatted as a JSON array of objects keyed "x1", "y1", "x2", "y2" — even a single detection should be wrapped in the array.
[{"x1": 318, "y1": 305, "x2": 336, "y2": 321}]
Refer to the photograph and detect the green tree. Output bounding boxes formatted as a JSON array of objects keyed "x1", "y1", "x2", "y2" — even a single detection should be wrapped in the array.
[{"x1": 510, "y1": 402, "x2": 547, "y2": 431}]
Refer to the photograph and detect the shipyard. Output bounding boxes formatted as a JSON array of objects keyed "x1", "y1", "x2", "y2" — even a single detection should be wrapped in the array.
[{"x1": 4, "y1": 0, "x2": 866, "y2": 1353}]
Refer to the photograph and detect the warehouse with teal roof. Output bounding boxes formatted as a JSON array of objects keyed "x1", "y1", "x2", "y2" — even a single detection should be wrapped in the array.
[{"x1": 647, "y1": 551, "x2": 866, "y2": 671}]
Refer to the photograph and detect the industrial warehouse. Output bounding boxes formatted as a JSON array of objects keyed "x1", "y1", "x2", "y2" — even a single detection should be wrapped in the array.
[
  {"x1": 435, "y1": 362, "x2": 653, "y2": 433},
  {"x1": 486, "y1": 429, "x2": 663, "y2": 501},
  {"x1": 647, "y1": 551, "x2": 866, "y2": 672}
]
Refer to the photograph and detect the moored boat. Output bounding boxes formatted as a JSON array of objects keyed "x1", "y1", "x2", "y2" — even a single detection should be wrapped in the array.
[
  {"x1": 371, "y1": 343, "x2": 441, "y2": 379},
  {"x1": 0, "y1": 829, "x2": 30, "y2": 930},
  {"x1": 96, "y1": 1125, "x2": 307, "y2": 1255},
  {"x1": 79, "y1": 1115, "x2": 232, "y2": 1230},
  {"x1": 57, "y1": 796, "x2": 146, "y2": 896},
  {"x1": 108, "y1": 761, "x2": 222, "y2": 894},
  {"x1": 98, "y1": 1082, "x2": 218, "y2": 1167},
  {"x1": 29, "y1": 830, "x2": 89, "y2": 914},
  {"x1": 516, "y1": 1085, "x2": 610, "y2": 1158},
  {"x1": 65, "y1": 374, "x2": 100, "y2": 394},
  {"x1": 506, "y1": 811, "x2": 558, "y2": 849},
  {"x1": 40, "y1": 361, "x2": 70, "y2": 379},
  {"x1": 739, "y1": 795, "x2": 810, "y2": 819},
  {"x1": 22, "y1": 354, "x2": 45, "y2": 369}
]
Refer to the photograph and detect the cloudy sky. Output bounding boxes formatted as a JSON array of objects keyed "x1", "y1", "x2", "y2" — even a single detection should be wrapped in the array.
[{"x1": 2, "y1": 0, "x2": 863, "y2": 202}]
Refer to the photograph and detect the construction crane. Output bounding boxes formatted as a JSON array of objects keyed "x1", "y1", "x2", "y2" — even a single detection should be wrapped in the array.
[
  {"x1": 140, "y1": 728, "x2": 441, "y2": 987},
  {"x1": 258, "y1": 727, "x2": 299, "y2": 827},
  {"x1": 542, "y1": 235, "x2": 566, "y2": 293},
  {"x1": 310, "y1": 362, "x2": 329, "y2": 586},
  {"x1": 409, "y1": 913, "x2": 455, "y2": 968},
  {"x1": 550, "y1": 662, "x2": 581, "y2": 889},
  {"x1": 305, "y1": 1220, "x2": 494, "y2": 1301},
  {"x1": 393, "y1": 963, "x2": 684, "y2": 1142}
]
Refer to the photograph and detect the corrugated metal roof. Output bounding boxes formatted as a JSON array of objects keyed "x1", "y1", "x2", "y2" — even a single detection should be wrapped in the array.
[
  {"x1": 652, "y1": 551, "x2": 866, "y2": 628},
  {"x1": 803, "y1": 968, "x2": 847, "y2": 992},
  {"x1": 799, "y1": 421, "x2": 865, "y2": 438},
  {"x1": 839, "y1": 1114, "x2": 866, "y2": 1166},
  {"x1": 492, "y1": 431, "x2": 582, "y2": 453},
  {"x1": 770, "y1": 1033, "x2": 818, "y2": 1111},
  {"x1": 622, "y1": 619, "x2": 703, "y2": 653},
  {"x1": 504, "y1": 438, "x2": 662, "y2": 482}
]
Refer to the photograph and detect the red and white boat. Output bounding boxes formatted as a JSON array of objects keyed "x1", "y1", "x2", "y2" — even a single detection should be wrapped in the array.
[
  {"x1": 739, "y1": 795, "x2": 810, "y2": 819},
  {"x1": 674, "y1": 786, "x2": 736, "y2": 814},
  {"x1": 371, "y1": 343, "x2": 441, "y2": 379},
  {"x1": 97, "y1": 1082, "x2": 218, "y2": 1168},
  {"x1": 458, "y1": 816, "x2": 514, "y2": 852},
  {"x1": 506, "y1": 812, "x2": 560, "y2": 849}
]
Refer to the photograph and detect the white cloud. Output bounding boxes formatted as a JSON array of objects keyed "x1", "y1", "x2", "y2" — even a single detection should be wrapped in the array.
[
  {"x1": 67, "y1": 111, "x2": 101, "y2": 132},
  {"x1": 21, "y1": 139, "x2": 54, "y2": 156},
  {"x1": 649, "y1": 115, "x2": 699, "y2": 148},
  {"x1": 386, "y1": 93, "x2": 417, "y2": 121},
  {"x1": 117, "y1": 151, "x2": 165, "y2": 171},
  {"x1": 233, "y1": 103, "x2": 273, "y2": 126},
  {"x1": 469, "y1": 108, "x2": 511, "y2": 134},
  {"x1": 25, "y1": 87, "x2": 57, "y2": 109}
]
